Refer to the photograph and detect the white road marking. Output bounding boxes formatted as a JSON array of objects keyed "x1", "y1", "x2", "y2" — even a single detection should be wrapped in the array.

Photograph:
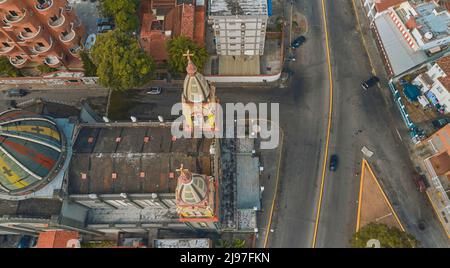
[{"x1": 396, "y1": 128, "x2": 402, "y2": 141}]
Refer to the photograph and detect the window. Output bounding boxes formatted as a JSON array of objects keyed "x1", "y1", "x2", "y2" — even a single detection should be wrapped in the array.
[
  {"x1": 199, "y1": 222, "x2": 208, "y2": 228},
  {"x1": 9, "y1": 10, "x2": 18, "y2": 17},
  {"x1": 37, "y1": 42, "x2": 44, "y2": 47},
  {"x1": 24, "y1": 27, "x2": 32, "y2": 33},
  {"x1": 51, "y1": 15, "x2": 58, "y2": 22},
  {"x1": 2, "y1": 42, "x2": 9, "y2": 47}
]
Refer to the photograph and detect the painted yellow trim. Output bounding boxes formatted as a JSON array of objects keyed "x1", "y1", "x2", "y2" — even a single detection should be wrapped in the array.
[
  {"x1": 311, "y1": 0, "x2": 334, "y2": 248},
  {"x1": 425, "y1": 191, "x2": 450, "y2": 239},
  {"x1": 364, "y1": 160, "x2": 405, "y2": 231},
  {"x1": 356, "y1": 159, "x2": 366, "y2": 232},
  {"x1": 0, "y1": 157, "x2": 28, "y2": 189},
  {"x1": 3, "y1": 125, "x2": 60, "y2": 141}
]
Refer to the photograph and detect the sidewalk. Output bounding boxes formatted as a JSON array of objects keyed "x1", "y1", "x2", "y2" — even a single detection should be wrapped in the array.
[{"x1": 351, "y1": 0, "x2": 393, "y2": 106}]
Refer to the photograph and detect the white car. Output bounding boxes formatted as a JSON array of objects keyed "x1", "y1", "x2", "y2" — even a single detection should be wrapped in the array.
[{"x1": 147, "y1": 87, "x2": 162, "y2": 95}]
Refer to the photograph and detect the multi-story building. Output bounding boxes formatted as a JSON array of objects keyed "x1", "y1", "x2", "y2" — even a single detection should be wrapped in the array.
[
  {"x1": 413, "y1": 54, "x2": 450, "y2": 113},
  {"x1": 416, "y1": 124, "x2": 450, "y2": 237},
  {"x1": 209, "y1": 0, "x2": 268, "y2": 56},
  {"x1": 0, "y1": 0, "x2": 84, "y2": 70}
]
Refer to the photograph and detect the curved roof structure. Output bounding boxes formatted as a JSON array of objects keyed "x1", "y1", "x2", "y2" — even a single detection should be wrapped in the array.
[
  {"x1": 176, "y1": 167, "x2": 208, "y2": 205},
  {"x1": 0, "y1": 109, "x2": 66, "y2": 195},
  {"x1": 183, "y1": 58, "x2": 210, "y2": 103}
]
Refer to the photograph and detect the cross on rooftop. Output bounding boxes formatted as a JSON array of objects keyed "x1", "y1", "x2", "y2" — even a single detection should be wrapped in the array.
[
  {"x1": 2, "y1": 166, "x2": 13, "y2": 177},
  {"x1": 176, "y1": 164, "x2": 192, "y2": 183},
  {"x1": 183, "y1": 50, "x2": 194, "y2": 61},
  {"x1": 31, "y1": 126, "x2": 44, "y2": 134}
]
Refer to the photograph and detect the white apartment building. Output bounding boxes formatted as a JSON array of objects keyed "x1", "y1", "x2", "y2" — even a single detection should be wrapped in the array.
[
  {"x1": 209, "y1": 0, "x2": 268, "y2": 56},
  {"x1": 413, "y1": 54, "x2": 450, "y2": 113}
]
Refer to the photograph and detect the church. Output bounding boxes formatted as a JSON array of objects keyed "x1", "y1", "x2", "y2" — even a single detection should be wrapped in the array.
[{"x1": 0, "y1": 56, "x2": 262, "y2": 237}]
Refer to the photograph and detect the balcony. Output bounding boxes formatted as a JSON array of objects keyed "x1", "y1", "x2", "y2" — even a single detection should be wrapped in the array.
[
  {"x1": 44, "y1": 55, "x2": 61, "y2": 67},
  {"x1": 59, "y1": 24, "x2": 76, "y2": 43},
  {"x1": 9, "y1": 56, "x2": 27, "y2": 67},
  {"x1": 48, "y1": 8, "x2": 65, "y2": 28},
  {"x1": 69, "y1": 45, "x2": 81, "y2": 56},
  {"x1": 4, "y1": 9, "x2": 26, "y2": 24},
  {"x1": 31, "y1": 38, "x2": 53, "y2": 54},
  {"x1": 0, "y1": 44, "x2": 14, "y2": 54},
  {"x1": 35, "y1": 0, "x2": 53, "y2": 12},
  {"x1": 19, "y1": 26, "x2": 41, "y2": 40}
]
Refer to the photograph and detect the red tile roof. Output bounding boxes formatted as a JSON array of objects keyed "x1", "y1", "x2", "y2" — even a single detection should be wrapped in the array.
[
  {"x1": 194, "y1": 6, "x2": 206, "y2": 47},
  {"x1": 36, "y1": 231, "x2": 79, "y2": 248},
  {"x1": 436, "y1": 55, "x2": 450, "y2": 90},
  {"x1": 437, "y1": 55, "x2": 450, "y2": 74},
  {"x1": 151, "y1": 0, "x2": 176, "y2": 9},
  {"x1": 180, "y1": 4, "x2": 195, "y2": 39},
  {"x1": 374, "y1": 0, "x2": 404, "y2": 12},
  {"x1": 139, "y1": 1, "x2": 205, "y2": 61}
]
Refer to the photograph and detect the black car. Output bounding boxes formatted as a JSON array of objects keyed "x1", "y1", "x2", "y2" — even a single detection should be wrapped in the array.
[
  {"x1": 329, "y1": 154, "x2": 338, "y2": 171},
  {"x1": 5, "y1": 88, "x2": 27, "y2": 97},
  {"x1": 291, "y1": 36, "x2": 306, "y2": 49},
  {"x1": 361, "y1": 76, "x2": 380, "y2": 90}
]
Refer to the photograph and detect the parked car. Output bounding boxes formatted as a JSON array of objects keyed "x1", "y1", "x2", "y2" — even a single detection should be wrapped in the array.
[
  {"x1": 413, "y1": 174, "x2": 427, "y2": 192},
  {"x1": 432, "y1": 118, "x2": 450, "y2": 130},
  {"x1": 329, "y1": 154, "x2": 338, "y2": 171},
  {"x1": 98, "y1": 25, "x2": 114, "y2": 33},
  {"x1": 17, "y1": 235, "x2": 37, "y2": 248},
  {"x1": 5, "y1": 88, "x2": 27, "y2": 97},
  {"x1": 361, "y1": 76, "x2": 380, "y2": 90},
  {"x1": 291, "y1": 36, "x2": 306, "y2": 49},
  {"x1": 147, "y1": 87, "x2": 162, "y2": 95},
  {"x1": 417, "y1": 220, "x2": 426, "y2": 231},
  {"x1": 96, "y1": 18, "x2": 114, "y2": 26}
]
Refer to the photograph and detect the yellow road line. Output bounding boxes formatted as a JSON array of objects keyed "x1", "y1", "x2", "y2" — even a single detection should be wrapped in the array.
[
  {"x1": 311, "y1": 0, "x2": 334, "y2": 248},
  {"x1": 351, "y1": 0, "x2": 377, "y2": 76},
  {"x1": 425, "y1": 191, "x2": 450, "y2": 239},
  {"x1": 364, "y1": 159, "x2": 405, "y2": 231},
  {"x1": 263, "y1": 126, "x2": 285, "y2": 248},
  {"x1": 356, "y1": 159, "x2": 366, "y2": 232}
]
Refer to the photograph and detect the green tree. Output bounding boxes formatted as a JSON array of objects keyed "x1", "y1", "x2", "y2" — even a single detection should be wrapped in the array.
[
  {"x1": 167, "y1": 36, "x2": 208, "y2": 74},
  {"x1": 91, "y1": 30, "x2": 155, "y2": 91},
  {"x1": 37, "y1": 64, "x2": 57, "y2": 74},
  {"x1": 216, "y1": 239, "x2": 246, "y2": 248},
  {"x1": 100, "y1": 0, "x2": 139, "y2": 32},
  {"x1": 0, "y1": 57, "x2": 21, "y2": 77},
  {"x1": 80, "y1": 51, "x2": 97, "y2": 77},
  {"x1": 351, "y1": 223, "x2": 419, "y2": 248}
]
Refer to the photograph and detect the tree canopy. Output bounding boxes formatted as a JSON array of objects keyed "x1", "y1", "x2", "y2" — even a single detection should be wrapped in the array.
[
  {"x1": 216, "y1": 239, "x2": 246, "y2": 248},
  {"x1": 350, "y1": 223, "x2": 419, "y2": 248},
  {"x1": 167, "y1": 36, "x2": 208, "y2": 74},
  {"x1": 80, "y1": 51, "x2": 97, "y2": 77},
  {"x1": 100, "y1": 0, "x2": 139, "y2": 32},
  {"x1": 91, "y1": 30, "x2": 155, "y2": 91},
  {"x1": 0, "y1": 57, "x2": 21, "y2": 77}
]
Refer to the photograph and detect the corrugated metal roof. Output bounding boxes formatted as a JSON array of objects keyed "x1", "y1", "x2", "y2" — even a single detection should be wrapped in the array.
[{"x1": 374, "y1": 13, "x2": 428, "y2": 76}]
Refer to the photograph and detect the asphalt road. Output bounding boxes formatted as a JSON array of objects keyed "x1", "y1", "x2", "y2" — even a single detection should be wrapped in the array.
[{"x1": 301, "y1": 0, "x2": 449, "y2": 247}]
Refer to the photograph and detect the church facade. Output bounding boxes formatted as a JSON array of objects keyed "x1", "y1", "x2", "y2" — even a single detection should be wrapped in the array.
[{"x1": 0, "y1": 57, "x2": 260, "y2": 237}]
